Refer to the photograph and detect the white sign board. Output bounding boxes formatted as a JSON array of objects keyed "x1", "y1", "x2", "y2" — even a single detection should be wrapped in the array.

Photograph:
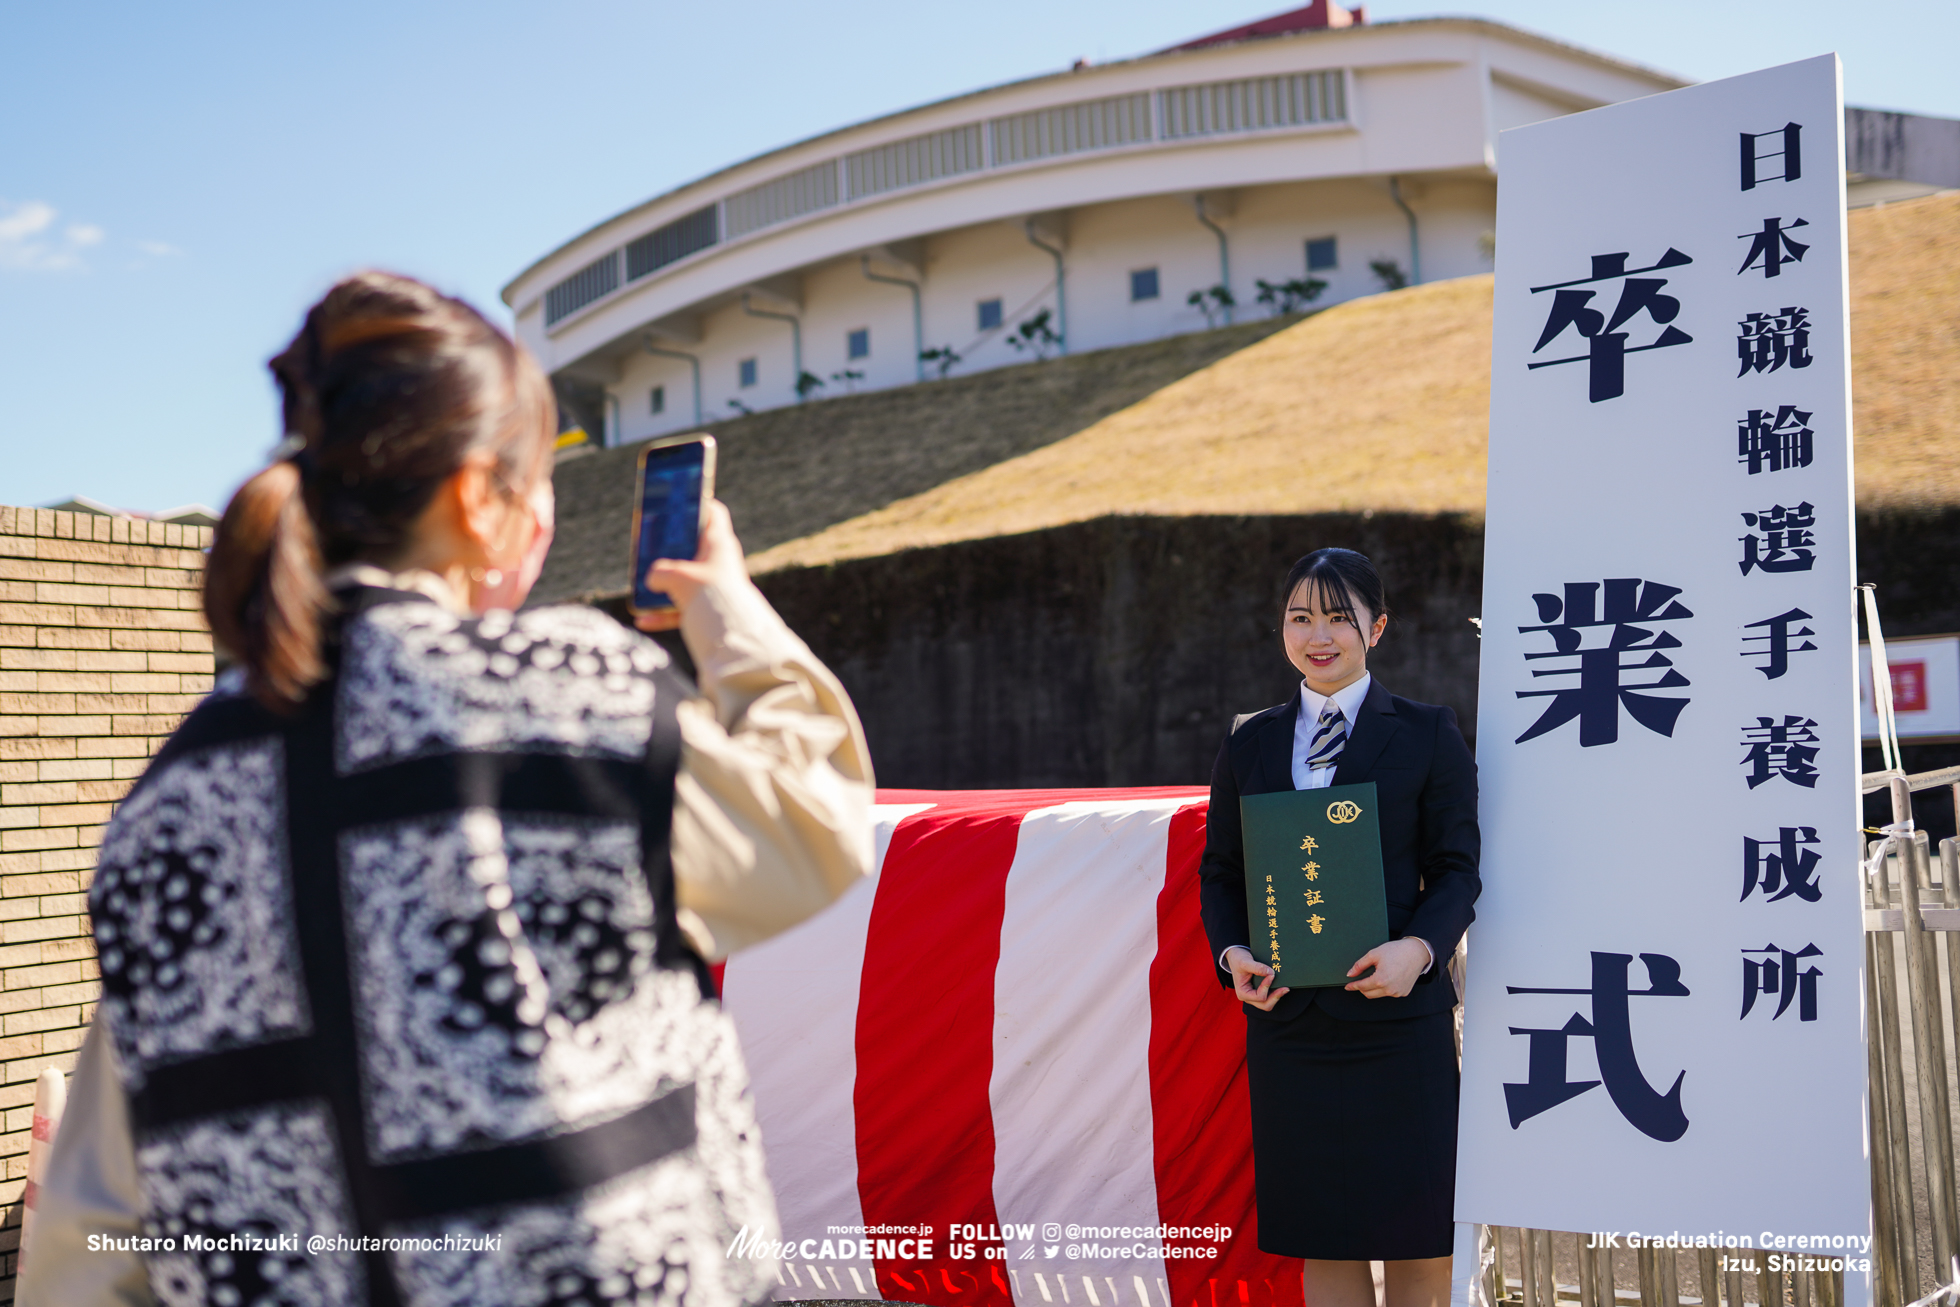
[
  {"x1": 1861, "y1": 635, "x2": 1960, "y2": 740},
  {"x1": 1459, "y1": 54, "x2": 1869, "y2": 1284}
]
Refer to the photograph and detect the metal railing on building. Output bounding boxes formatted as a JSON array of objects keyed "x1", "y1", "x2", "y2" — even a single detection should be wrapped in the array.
[
  {"x1": 542, "y1": 250, "x2": 621, "y2": 327},
  {"x1": 537, "y1": 65, "x2": 1353, "y2": 329}
]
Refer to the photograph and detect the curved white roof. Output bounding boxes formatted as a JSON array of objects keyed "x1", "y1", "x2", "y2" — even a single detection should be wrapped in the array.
[{"x1": 504, "y1": 16, "x2": 1682, "y2": 375}]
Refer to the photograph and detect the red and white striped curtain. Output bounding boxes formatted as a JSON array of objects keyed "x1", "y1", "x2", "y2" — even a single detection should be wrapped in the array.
[{"x1": 720, "y1": 788, "x2": 1306, "y2": 1307}]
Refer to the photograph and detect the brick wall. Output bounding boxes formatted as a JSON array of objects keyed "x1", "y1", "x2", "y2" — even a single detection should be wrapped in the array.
[{"x1": 0, "y1": 504, "x2": 213, "y2": 1297}]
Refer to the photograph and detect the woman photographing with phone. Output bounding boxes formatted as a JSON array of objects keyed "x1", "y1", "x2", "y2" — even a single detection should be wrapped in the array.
[
  {"x1": 24, "y1": 271, "x2": 874, "y2": 1306},
  {"x1": 1198, "y1": 548, "x2": 1480, "y2": 1307}
]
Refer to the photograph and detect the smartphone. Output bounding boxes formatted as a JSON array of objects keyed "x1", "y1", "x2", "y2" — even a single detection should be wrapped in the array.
[{"x1": 629, "y1": 433, "x2": 716, "y2": 616}]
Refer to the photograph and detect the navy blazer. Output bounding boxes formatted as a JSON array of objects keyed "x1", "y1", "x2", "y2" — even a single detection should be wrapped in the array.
[{"x1": 1198, "y1": 677, "x2": 1480, "y2": 1021}]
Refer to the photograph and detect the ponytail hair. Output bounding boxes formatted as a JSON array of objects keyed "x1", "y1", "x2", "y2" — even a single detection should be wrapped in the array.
[
  {"x1": 204, "y1": 271, "x2": 554, "y2": 711},
  {"x1": 204, "y1": 461, "x2": 329, "y2": 708}
]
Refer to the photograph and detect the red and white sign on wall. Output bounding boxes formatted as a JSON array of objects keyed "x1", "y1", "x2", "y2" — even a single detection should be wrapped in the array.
[{"x1": 1860, "y1": 635, "x2": 1960, "y2": 740}]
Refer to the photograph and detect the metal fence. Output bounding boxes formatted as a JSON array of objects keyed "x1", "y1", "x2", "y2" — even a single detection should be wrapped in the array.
[
  {"x1": 1475, "y1": 1225, "x2": 1845, "y2": 1307},
  {"x1": 1477, "y1": 761, "x2": 1960, "y2": 1307}
]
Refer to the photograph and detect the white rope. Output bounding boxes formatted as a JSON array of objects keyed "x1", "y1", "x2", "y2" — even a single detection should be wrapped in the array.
[
  {"x1": 1473, "y1": 1227, "x2": 1497, "y2": 1307},
  {"x1": 1906, "y1": 1255, "x2": 1960, "y2": 1307},
  {"x1": 1862, "y1": 584, "x2": 1904, "y2": 775},
  {"x1": 1866, "y1": 818, "x2": 1918, "y2": 885}
]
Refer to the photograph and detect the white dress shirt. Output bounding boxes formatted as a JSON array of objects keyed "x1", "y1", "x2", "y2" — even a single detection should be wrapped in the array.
[
  {"x1": 1290, "y1": 672, "x2": 1375, "y2": 790},
  {"x1": 1223, "y1": 671, "x2": 1432, "y2": 976}
]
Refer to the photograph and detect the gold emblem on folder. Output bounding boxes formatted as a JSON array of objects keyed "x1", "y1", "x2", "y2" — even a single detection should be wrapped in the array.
[{"x1": 1327, "y1": 800, "x2": 1363, "y2": 825}]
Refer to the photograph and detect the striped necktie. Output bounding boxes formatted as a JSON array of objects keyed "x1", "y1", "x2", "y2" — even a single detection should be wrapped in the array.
[{"x1": 1307, "y1": 701, "x2": 1348, "y2": 772}]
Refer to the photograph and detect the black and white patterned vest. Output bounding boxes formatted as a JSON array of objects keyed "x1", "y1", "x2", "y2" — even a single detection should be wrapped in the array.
[{"x1": 90, "y1": 585, "x2": 780, "y2": 1307}]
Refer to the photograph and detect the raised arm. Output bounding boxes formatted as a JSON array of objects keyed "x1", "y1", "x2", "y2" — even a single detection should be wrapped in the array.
[{"x1": 652, "y1": 504, "x2": 875, "y2": 961}]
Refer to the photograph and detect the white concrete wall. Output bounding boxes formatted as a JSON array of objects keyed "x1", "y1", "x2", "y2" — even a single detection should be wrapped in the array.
[
  {"x1": 512, "y1": 19, "x2": 1675, "y2": 383},
  {"x1": 603, "y1": 175, "x2": 1497, "y2": 445},
  {"x1": 515, "y1": 17, "x2": 1680, "y2": 443},
  {"x1": 923, "y1": 220, "x2": 1056, "y2": 370},
  {"x1": 1490, "y1": 77, "x2": 1583, "y2": 136}
]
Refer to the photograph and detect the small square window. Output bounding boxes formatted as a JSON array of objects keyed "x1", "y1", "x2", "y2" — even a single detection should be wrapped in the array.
[
  {"x1": 1306, "y1": 237, "x2": 1338, "y2": 272},
  {"x1": 977, "y1": 298, "x2": 1004, "y2": 332},
  {"x1": 738, "y1": 358, "x2": 757, "y2": 388},
  {"x1": 1130, "y1": 268, "x2": 1160, "y2": 302},
  {"x1": 847, "y1": 328, "x2": 870, "y2": 360},
  {"x1": 650, "y1": 385, "x2": 666, "y2": 416}
]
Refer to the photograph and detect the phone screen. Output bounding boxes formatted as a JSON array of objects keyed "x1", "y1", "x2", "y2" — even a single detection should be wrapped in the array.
[{"x1": 632, "y1": 440, "x2": 708, "y2": 612}]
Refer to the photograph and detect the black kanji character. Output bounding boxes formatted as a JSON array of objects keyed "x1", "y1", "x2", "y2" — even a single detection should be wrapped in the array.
[
  {"x1": 1736, "y1": 307, "x2": 1813, "y2": 375},
  {"x1": 1738, "y1": 218, "x2": 1810, "y2": 278},
  {"x1": 1737, "y1": 406, "x2": 1814, "y2": 474},
  {"x1": 1528, "y1": 249, "x2": 1694, "y2": 402},
  {"x1": 1742, "y1": 827, "x2": 1822, "y2": 903},
  {"x1": 1741, "y1": 942, "x2": 1821, "y2": 1021},
  {"x1": 1738, "y1": 502, "x2": 1817, "y2": 574},
  {"x1": 1740, "y1": 715, "x2": 1821, "y2": 789},
  {"x1": 1506, "y1": 952, "x2": 1691, "y2": 1142},
  {"x1": 1741, "y1": 607, "x2": 1817, "y2": 680},
  {"x1": 1740, "y1": 123, "x2": 1802, "y2": 190},
  {"x1": 1515, "y1": 579, "x2": 1693, "y2": 747}
]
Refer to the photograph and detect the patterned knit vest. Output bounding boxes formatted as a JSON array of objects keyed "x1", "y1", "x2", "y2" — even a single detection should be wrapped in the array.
[{"x1": 89, "y1": 585, "x2": 778, "y2": 1307}]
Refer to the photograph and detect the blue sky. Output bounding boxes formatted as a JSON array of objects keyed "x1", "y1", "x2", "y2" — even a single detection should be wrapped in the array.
[{"x1": 3, "y1": 1, "x2": 1954, "y2": 516}]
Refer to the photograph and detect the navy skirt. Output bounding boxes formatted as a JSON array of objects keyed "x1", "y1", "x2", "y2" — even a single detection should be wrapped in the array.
[{"x1": 1243, "y1": 1000, "x2": 1459, "y2": 1261}]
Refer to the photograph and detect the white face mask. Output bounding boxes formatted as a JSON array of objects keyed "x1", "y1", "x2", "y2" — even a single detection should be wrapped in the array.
[{"x1": 475, "y1": 479, "x2": 555, "y2": 613}]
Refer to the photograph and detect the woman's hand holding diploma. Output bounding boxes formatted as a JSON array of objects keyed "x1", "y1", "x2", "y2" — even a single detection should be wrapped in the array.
[
  {"x1": 1223, "y1": 945, "x2": 1291, "y2": 1012},
  {"x1": 1227, "y1": 937, "x2": 1430, "y2": 1006},
  {"x1": 1343, "y1": 937, "x2": 1432, "y2": 999}
]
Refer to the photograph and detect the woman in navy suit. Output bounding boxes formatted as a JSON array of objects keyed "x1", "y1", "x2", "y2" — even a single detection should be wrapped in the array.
[{"x1": 1198, "y1": 548, "x2": 1480, "y2": 1307}]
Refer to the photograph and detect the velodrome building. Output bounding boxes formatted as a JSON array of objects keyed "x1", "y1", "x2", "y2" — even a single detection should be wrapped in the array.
[
  {"x1": 501, "y1": 3, "x2": 1686, "y2": 445},
  {"x1": 509, "y1": 4, "x2": 1958, "y2": 793}
]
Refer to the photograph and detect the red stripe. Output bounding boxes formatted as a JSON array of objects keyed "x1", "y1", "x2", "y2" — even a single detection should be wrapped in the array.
[
  {"x1": 21, "y1": 1178, "x2": 37, "y2": 1210},
  {"x1": 855, "y1": 799, "x2": 1025, "y2": 1307},
  {"x1": 877, "y1": 786, "x2": 1206, "y2": 807},
  {"x1": 1149, "y1": 802, "x2": 1303, "y2": 1307}
]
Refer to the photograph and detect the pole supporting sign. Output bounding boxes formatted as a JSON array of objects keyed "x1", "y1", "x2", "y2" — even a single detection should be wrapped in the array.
[{"x1": 1459, "y1": 53, "x2": 1866, "y2": 1294}]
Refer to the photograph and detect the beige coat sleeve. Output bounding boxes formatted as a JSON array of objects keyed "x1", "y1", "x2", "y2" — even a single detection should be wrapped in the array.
[
  {"x1": 16, "y1": 1021, "x2": 156, "y2": 1307},
  {"x1": 668, "y1": 573, "x2": 875, "y2": 960}
]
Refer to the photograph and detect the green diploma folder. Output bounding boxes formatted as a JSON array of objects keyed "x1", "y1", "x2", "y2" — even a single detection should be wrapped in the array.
[{"x1": 1241, "y1": 782, "x2": 1390, "y2": 989}]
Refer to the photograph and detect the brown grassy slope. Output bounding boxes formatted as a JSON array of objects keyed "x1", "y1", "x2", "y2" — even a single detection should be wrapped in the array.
[
  {"x1": 1851, "y1": 190, "x2": 1960, "y2": 507},
  {"x1": 749, "y1": 276, "x2": 1493, "y2": 571},
  {"x1": 531, "y1": 317, "x2": 1291, "y2": 605},
  {"x1": 750, "y1": 190, "x2": 1960, "y2": 573}
]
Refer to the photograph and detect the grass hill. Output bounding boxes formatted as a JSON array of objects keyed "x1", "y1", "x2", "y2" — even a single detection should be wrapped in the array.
[
  {"x1": 531, "y1": 317, "x2": 1291, "y2": 605},
  {"x1": 538, "y1": 189, "x2": 1960, "y2": 601},
  {"x1": 749, "y1": 188, "x2": 1960, "y2": 573}
]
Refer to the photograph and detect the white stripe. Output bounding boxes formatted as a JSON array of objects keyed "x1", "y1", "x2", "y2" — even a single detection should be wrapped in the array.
[
  {"x1": 1307, "y1": 711, "x2": 1346, "y2": 765},
  {"x1": 724, "y1": 802, "x2": 934, "y2": 1301},
  {"x1": 990, "y1": 799, "x2": 1180, "y2": 1303}
]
